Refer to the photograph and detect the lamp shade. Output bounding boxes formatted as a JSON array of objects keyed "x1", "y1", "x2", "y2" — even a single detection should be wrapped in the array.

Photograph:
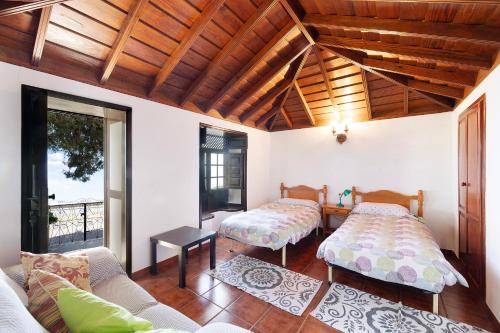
[{"x1": 343, "y1": 189, "x2": 352, "y2": 196}]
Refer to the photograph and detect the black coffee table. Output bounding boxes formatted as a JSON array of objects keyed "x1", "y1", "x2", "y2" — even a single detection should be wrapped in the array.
[{"x1": 150, "y1": 226, "x2": 216, "y2": 288}]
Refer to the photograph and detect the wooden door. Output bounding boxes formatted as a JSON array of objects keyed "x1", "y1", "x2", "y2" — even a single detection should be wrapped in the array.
[{"x1": 458, "y1": 96, "x2": 485, "y2": 296}]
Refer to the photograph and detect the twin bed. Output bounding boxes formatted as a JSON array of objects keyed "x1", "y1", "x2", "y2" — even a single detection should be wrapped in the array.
[
  {"x1": 219, "y1": 183, "x2": 468, "y2": 314},
  {"x1": 219, "y1": 183, "x2": 327, "y2": 267}
]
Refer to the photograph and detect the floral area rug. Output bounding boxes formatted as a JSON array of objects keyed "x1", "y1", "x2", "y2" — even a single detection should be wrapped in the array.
[
  {"x1": 209, "y1": 254, "x2": 322, "y2": 316},
  {"x1": 311, "y1": 282, "x2": 491, "y2": 333}
]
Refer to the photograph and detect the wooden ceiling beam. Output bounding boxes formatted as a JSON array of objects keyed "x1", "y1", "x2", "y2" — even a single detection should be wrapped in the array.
[
  {"x1": 100, "y1": 0, "x2": 149, "y2": 84},
  {"x1": 223, "y1": 43, "x2": 310, "y2": 118},
  {"x1": 294, "y1": 81, "x2": 316, "y2": 126},
  {"x1": 279, "y1": 107, "x2": 293, "y2": 129},
  {"x1": 316, "y1": 35, "x2": 491, "y2": 70},
  {"x1": 360, "y1": 69, "x2": 372, "y2": 119},
  {"x1": 149, "y1": 0, "x2": 225, "y2": 96},
  {"x1": 32, "y1": 6, "x2": 52, "y2": 66},
  {"x1": 181, "y1": 0, "x2": 279, "y2": 106},
  {"x1": 322, "y1": 46, "x2": 455, "y2": 109},
  {"x1": 0, "y1": 0, "x2": 67, "y2": 17},
  {"x1": 205, "y1": 20, "x2": 296, "y2": 112},
  {"x1": 240, "y1": 79, "x2": 292, "y2": 123},
  {"x1": 279, "y1": 0, "x2": 315, "y2": 44},
  {"x1": 407, "y1": 79, "x2": 464, "y2": 99},
  {"x1": 304, "y1": 13, "x2": 500, "y2": 45},
  {"x1": 362, "y1": 58, "x2": 476, "y2": 87},
  {"x1": 313, "y1": 45, "x2": 338, "y2": 108},
  {"x1": 255, "y1": 46, "x2": 312, "y2": 127},
  {"x1": 257, "y1": 104, "x2": 282, "y2": 128}
]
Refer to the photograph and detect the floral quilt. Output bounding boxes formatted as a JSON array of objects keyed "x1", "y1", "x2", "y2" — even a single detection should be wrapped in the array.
[
  {"x1": 219, "y1": 202, "x2": 321, "y2": 250},
  {"x1": 317, "y1": 214, "x2": 468, "y2": 293}
]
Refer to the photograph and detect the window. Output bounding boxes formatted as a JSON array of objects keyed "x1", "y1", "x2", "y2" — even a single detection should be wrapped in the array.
[
  {"x1": 199, "y1": 125, "x2": 247, "y2": 217},
  {"x1": 210, "y1": 153, "x2": 224, "y2": 190}
]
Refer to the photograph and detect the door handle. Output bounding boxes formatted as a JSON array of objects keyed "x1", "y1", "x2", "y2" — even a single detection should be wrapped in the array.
[
  {"x1": 48, "y1": 193, "x2": 56, "y2": 200},
  {"x1": 461, "y1": 182, "x2": 467, "y2": 187}
]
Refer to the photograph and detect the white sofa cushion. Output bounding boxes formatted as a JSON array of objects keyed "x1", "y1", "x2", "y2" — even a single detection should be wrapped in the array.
[
  {"x1": 0, "y1": 268, "x2": 28, "y2": 306},
  {"x1": 0, "y1": 269, "x2": 48, "y2": 333},
  {"x1": 138, "y1": 303, "x2": 201, "y2": 332},
  {"x1": 93, "y1": 274, "x2": 158, "y2": 315},
  {"x1": 67, "y1": 246, "x2": 127, "y2": 287}
]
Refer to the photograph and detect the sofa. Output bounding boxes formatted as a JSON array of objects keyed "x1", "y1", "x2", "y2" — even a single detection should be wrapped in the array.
[{"x1": 0, "y1": 247, "x2": 251, "y2": 333}]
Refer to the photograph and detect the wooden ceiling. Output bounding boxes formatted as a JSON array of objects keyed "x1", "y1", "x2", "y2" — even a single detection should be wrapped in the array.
[{"x1": 0, "y1": 0, "x2": 499, "y2": 131}]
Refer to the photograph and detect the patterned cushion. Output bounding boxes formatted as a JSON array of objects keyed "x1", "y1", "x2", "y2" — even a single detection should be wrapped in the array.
[
  {"x1": 21, "y1": 252, "x2": 91, "y2": 292},
  {"x1": 137, "y1": 304, "x2": 201, "y2": 332},
  {"x1": 27, "y1": 270, "x2": 75, "y2": 333},
  {"x1": 93, "y1": 274, "x2": 158, "y2": 315},
  {"x1": 351, "y1": 202, "x2": 409, "y2": 217},
  {"x1": 0, "y1": 271, "x2": 48, "y2": 333},
  {"x1": 6, "y1": 247, "x2": 126, "y2": 290}
]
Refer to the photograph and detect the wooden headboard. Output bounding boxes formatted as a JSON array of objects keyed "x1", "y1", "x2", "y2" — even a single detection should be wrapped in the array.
[
  {"x1": 351, "y1": 187, "x2": 424, "y2": 217},
  {"x1": 280, "y1": 183, "x2": 327, "y2": 204}
]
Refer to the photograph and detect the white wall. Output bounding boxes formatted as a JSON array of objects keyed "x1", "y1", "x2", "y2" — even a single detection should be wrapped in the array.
[
  {"x1": 269, "y1": 113, "x2": 456, "y2": 250},
  {"x1": 451, "y1": 63, "x2": 500, "y2": 322},
  {"x1": 0, "y1": 61, "x2": 272, "y2": 272}
]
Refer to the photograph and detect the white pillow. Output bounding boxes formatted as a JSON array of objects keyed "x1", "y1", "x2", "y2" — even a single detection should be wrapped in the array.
[
  {"x1": 352, "y1": 202, "x2": 409, "y2": 217},
  {"x1": 275, "y1": 198, "x2": 320, "y2": 211}
]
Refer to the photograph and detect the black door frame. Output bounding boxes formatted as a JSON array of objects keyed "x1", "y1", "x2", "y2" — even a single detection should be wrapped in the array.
[{"x1": 21, "y1": 85, "x2": 133, "y2": 275}]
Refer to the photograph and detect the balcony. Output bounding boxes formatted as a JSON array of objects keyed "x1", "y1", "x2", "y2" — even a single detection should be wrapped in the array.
[{"x1": 48, "y1": 201, "x2": 104, "y2": 253}]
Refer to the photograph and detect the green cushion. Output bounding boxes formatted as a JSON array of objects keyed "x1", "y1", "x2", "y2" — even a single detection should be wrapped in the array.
[{"x1": 57, "y1": 288, "x2": 153, "y2": 333}]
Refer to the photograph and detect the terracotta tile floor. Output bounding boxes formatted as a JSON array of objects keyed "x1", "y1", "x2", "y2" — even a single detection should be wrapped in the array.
[{"x1": 134, "y1": 234, "x2": 499, "y2": 333}]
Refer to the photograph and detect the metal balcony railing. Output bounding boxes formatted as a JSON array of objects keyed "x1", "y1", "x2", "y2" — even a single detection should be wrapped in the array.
[{"x1": 48, "y1": 201, "x2": 104, "y2": 250}]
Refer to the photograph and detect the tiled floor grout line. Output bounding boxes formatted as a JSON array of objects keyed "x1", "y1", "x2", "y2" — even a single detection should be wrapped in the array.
[{"x1": 249, "y1": 305, "x2": 273, "y2": 331}]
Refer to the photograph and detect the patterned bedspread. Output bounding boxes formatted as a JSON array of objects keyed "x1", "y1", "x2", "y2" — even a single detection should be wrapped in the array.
[
  {"x1": 219, "y1": 202, "x2": 321, "y2": 251},
  {"x1": 317, "y1": 214, "x2": 468, "y2": 293}
]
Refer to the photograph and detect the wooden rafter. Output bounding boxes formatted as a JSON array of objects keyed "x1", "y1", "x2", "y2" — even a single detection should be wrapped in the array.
[
  {"x1": 181, "y1": 0, "x2": 279, "y2": 106},
  {"x1": 321, "y1": 46, "x2": 456, "y2": 109},
  {"x1": 149, "y1": 0, "x2": 225, "y2": 96},
  {"x1": 304, "y1": 14, "x2": 500, "y2": 45},
  {"x1": 255, "y1": 46, "x2": 312, "y2": 127},
  {"x1": 0, "y1": 0, "x2": 67, "y2": 17},
  {"x1": 360, "y1": 69, "x2": 372, "y2": 119},
  {"x1": 316, "y1": 35, "x2": 491, "y2": 70},
  {"x1": 279, "y1": 107, "x2": 293, "y2": 128},
  {"x1": 256, "y1": 104, "x2": 282, "y2": 128},
  {"x1": 294, "y1": 80, "x2": 315, "y2": 126},
  {"x1": 363, "y1": 58, "x2": 476, "y2": 87},
  {"x1": 223, "y1": 43, "x2": 310, "y2": 118},
  {"x1": 205, "y1": 21, "x2": 296, "y2": 112},
  {"x1": 100, "y1": 0, "x2": 149, "y2": 84},
  {"x1": 279, "y1": 0, "x2": 315, "y2": 44},
  {"x1": 32, "y1": 6, "x2": 52, "y2": 66},
  {"x1": 313, "y1": 45, "x2": 337, "y2": 108},
  {"x1": 240, "y1": 79, "x2": 292, "y2": 123},
  {"x1": 407, "y1": 79, "x2": 464, "y2": 99}
]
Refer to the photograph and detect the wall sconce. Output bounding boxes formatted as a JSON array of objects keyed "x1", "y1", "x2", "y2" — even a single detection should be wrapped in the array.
[{"x1": 332, "y1": 123, "x2": 349, "y2": 144}]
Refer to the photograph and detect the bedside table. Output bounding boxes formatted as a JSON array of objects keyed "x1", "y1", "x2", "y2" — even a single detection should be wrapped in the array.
[{"x1": 322, "y1": 204, "x2": 352, "y2": 235}]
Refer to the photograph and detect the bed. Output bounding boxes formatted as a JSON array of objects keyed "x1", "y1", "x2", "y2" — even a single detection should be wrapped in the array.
[
  {"x1": 219, "y1": 183, "x2": 327, "y2": 267},
  {"x1": 317, "y1": 187, "x2": 468, "y2": 314}
]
